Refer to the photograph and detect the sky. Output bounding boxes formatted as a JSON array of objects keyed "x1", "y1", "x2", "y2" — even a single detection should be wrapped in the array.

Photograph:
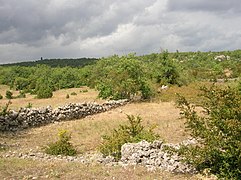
[{"x1": 0, "y1": 0, "x2": 241, "y2": 64}]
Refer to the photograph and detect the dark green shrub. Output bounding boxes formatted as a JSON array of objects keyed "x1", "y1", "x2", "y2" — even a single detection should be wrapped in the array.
[
  {"x1": 0, "y1": 101, "x2": 11, "y2": 116},
  {"x1": 176, "y1": 85, "x2": 241, "y2": 179},
  {"x1": 70, "y1": 92, "x2": 77, "y2": 96},
  {"x1": 0, "y1": 94, "x2": 3, "y2": 99},
  {"x1": 36, "y1": 86, "x2": 53, "y2": 99},
  {"x1": 5, "y1": 90, "x2": 13, "y2": 99},
  {"x1": 16, "y1": 91, "x2": 26, "y2": 98},
  {"x1": 44, "y1": 130, "x2": 77, "y2": 156},
  {"x1": 99, "y1": 115, "x2": 159, "y2": 160},
  {"x1": 66, "y1": 94, "x2": 70, "y2": 99}
]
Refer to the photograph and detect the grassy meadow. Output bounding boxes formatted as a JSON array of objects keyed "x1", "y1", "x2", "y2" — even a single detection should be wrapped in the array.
[{"x1": 0, "y1": 81, "x2": 230, "y2": 179}]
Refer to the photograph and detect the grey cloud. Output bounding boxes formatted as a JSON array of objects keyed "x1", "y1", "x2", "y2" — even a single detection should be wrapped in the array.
[
  {"x1": 167, "y1": 0, "x2": 241, "y2": 14},
  {"x1": 0, "y1": 0, "x2": 155, "y2": 45},
  {"x1": 0, "y1": 0, "x2": 241, "y2": 63}
]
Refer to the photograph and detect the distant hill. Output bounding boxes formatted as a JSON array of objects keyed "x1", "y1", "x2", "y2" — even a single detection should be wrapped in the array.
[{"x1": 0, "y1": 57, "x2": 99, "y2": 67}]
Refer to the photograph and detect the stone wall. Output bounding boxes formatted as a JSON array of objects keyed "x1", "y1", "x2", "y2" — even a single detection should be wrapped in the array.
[
  {"x1": 121, "y1": 140, "x2": 197, "y2": 173},
  {"x1": 0, "y1": 99, "x2": 128, "y2": 132}
]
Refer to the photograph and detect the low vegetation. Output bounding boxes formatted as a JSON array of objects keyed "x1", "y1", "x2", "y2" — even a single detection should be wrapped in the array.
[
  {"x1": 0, "y1": 101, "x2": 11, "y2": 116},
  {"x1": 176, "y1": 85, "x2": 241, "y2": 179},
  {"x1": 44, "y1": 130, "x2": 77, "y2": 156},
  {"x1": 99, "y1": 115, "x2": 159, "y2": 160}
]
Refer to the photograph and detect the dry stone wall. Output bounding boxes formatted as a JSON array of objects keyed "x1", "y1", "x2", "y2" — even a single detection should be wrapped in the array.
[
  {"x1": 120, "y1": 140, "x2": 197, "y2": 173},
  {"x1": 0, "y1": 99, "x2": 128, "y2": 132}
]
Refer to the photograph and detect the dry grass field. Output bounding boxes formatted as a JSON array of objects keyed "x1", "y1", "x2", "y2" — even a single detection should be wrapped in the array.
[
  {"x1": 0, "y1": 84, "x2": 218, "y2": 179},
  {"x1": 0, "y1": 86, "x2": 104, "y2": 110}
]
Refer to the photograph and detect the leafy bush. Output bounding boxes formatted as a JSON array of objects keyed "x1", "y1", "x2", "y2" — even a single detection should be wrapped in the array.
[
  {"x1": 176, "y1": 85, "x2": 241, "y2": 179},
  {"x1": 5, "y1": 90, "x2": 13, "y2": 99},
  {"x1": 16, "y1": 91, "x2": 26, "y2": 98},
  {"x1": 66, "y1": 94, "x2": 70, "y2": 99},
  {"x1": 36, "y1": 86, "x2": 53, "y2": 99},
  {"x1": 44, "y1": 130, "x2": 77, "y2": 156},
  {"x1": 70, "y1": 92, "x2": 77, "y2": 96},
  {"x1": 0, "y1": 101, "x2": 11, "y2": 116},
  {"x1": 99, "y1": 115, "x2": 159, "y2": 160},
  {"x1": 0, "y1": 94, "x2": 3, "y2": 99}
]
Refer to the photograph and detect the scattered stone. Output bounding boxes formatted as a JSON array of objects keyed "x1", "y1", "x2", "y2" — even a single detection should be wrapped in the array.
[{"x1": 120, "y1": 140, "x2": 197, "y2": 174}]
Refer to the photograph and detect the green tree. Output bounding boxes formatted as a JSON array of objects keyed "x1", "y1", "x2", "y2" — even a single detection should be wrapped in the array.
[
  {"x1": 155, "y1": 51, "x2": 180, "y2": 85},
  {"x1": 92, "y1": 54, "x2": 154, "y2": 100}
]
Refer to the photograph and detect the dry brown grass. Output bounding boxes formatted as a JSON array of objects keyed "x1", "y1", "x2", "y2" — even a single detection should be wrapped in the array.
[
  {"x1": 0, "y1": 102, "x2": 187, "y2": 153},
  {"x1": 0, "y1": 158, "x2": 198, "y2": 180},
  {"x1": 0, "y1": 86, "x2": 103, "y2": 110}
]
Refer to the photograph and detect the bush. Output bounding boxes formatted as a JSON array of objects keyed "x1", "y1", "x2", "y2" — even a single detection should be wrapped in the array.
[
  {"x1": 80, "y1": 89, "x2": 88, "y2": 93},
  {"x1": 70, "y1": 92, "x2": 77, "y2": 96},
  {"x1": 99, "y1": 115, "x2": 159, "y2": 160},
  {"x1": 0, "y1": 94, "x2": 3, "y2": 99},
  {"x1": 25, "y1": 102, "x2": 32, "y2": 108},
  {"x1": 16, "y1": 91, "x2": 26, "y2": 98},
  {"x1": 0, "y1": 101, "x2": 11, "y2": 116},
  {"x1": 5, "y1": 90, "x2": 13, "y2": 99},
  {"x1": 66, "y1": 94, "x2": 70, "y2": 99},
  {"x1": 176, "y1": 85, "x2": 241, "y2": 179},
  {"x1": 36, "y1": 87, "x2": 53, "y2": 99},
  {"x1": 44, "y1": 130, "x2": 77, "y2": 156}
]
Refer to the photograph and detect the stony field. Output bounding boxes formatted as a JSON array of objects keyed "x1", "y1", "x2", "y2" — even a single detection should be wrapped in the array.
[{"x1": 0, "y1": 85, "x2": 216, "y2": 179}]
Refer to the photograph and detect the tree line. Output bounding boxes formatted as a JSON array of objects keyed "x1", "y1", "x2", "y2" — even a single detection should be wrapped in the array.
[{"x1": 0, "y1": 50, "x2": 240, "y2": 99}]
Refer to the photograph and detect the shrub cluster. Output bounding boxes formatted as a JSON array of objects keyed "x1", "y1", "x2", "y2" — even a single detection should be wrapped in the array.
[
  {"x1": 99, "y1": 115, "x2": 159, "y2": 160},
  {"x1": 70, "y1": 92, "x2": 77, "y2": 96},
  {"x1": 176, "y1": 85, "x2": 241, "y2": 179},
  {"x1": 44, "y1": 130, "x2": 77, "y2": 156}
]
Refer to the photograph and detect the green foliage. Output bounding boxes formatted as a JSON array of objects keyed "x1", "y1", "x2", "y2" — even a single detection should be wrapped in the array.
[
  {"x1": 14, "y1": 77, "x2": 30, "y2": 90},
  {"x1": 158, "y1": 51, "x2": 180, "y2": 84},
  {"x1": 44, "y1": 130, "x2": 77, "y2": 156},
  {"x1": 5, "y1": 90, "x2": 13, "y2": 99},
  {"x1": 0, "y1": 94, "x2": 3, "y2": 99},
  {"x1": 0, "y1": 101, "x2": 11, "y2": 116},
  {"x1": 91, "y1": 54, "x2": 154, "y2": 100},
  {"x1": 176, "y1": 85, "x2": 241, "y2": 179},
  {"x1": 80, "y1": 89, "x2": 88, "y2": 93},
  {"x1": 70, "y1": 92, "x2": 77, "y2": 96},
  {"x1": 36, "y1": 86, "x2": 53, "y2": 99},
  {"x1": 0, "y1": 50, "x2": 241, "y2": 100},
  {"x1": 16, "y1": 91, "x2": 26, "y2": 98},
  {"x1": 99, "y1": 115, "x2": 159, "y2": 160},
  {"x1": 25, "y1": 102, "x2": 32, "y2": 108}
]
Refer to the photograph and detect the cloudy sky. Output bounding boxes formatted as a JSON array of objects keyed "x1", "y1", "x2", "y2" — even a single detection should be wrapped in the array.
[{"x1": 0, "y1": 0, "x2": 241, "y2": 63}]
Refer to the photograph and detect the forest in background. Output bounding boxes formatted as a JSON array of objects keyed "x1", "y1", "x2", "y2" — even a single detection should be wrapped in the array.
[{"x1": 0, "y1": 50, "x2": 240, "y2": 100}]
